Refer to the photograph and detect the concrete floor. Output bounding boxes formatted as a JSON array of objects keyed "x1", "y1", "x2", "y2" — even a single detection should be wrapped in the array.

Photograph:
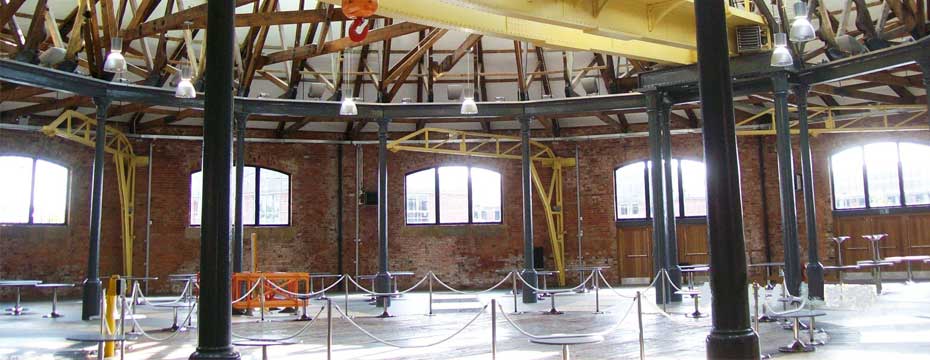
[{"x1": 0, "y1": 279, "x2": 928, "y2": 360}]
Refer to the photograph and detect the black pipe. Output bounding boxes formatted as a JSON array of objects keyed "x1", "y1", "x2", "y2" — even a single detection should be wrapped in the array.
[
  {"x1": 646, "y1": 90, "x2": 668, "y2": 304},
  {"x1": 336, "y1": 144, "x2": 344, "y2": 285},
  {"x1": 233, "y1": 113, "x2": 247, "y2": 274},
  {"x1": 795, "y1": 84, "x2": 824, "y2": 299},
  {"x1": 759, "y1": 137, "x2": 773, "y2": 275},
  {"x1": 81, "y1": 97, "x2": 109, "y2": 320},
  {"x1": 695, "y1": 0, "x2": 760, "y2": 358},
  {"x1": 375, "y1": 119, "x2": 391, "y2": 308},
  {"x1": 519, "y1": 116, "x2": 538, "y2": 304},
  {"x1": 189, "y1": 0, "x2": 238, "y2": 354},
  {"x1": 773, "y1": 71, "x2": 802, "y2": 297},
  {"x1": 659, "y1": 98, "x2": 682, "y2": 302}
]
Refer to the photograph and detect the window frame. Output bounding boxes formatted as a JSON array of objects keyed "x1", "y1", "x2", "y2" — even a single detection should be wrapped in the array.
[
  {"x1": 614, "y1": 158, "x2": 707, "y2": 224},
  {"x1": 404, "y1": 166, "x2": 504, "y2": 226},
  {"x1": 830, "y1": 141, "x2": 930, "y2": 216},
  {"x1": 189, "y1": 165, "x2": 291, "y2": 227},
  {"x1": 0, "y1": 154, "x2": 70, "y2": 226}
]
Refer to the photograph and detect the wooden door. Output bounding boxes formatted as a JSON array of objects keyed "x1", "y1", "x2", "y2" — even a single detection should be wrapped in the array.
[{"x1": 617, "y1": 226, "x2": 653, "y2": 281}]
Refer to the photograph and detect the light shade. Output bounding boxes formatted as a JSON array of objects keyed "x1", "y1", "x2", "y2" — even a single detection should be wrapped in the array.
[
  {"x1": 175, "y1": 79, "x2": 196, "y2": 98},
  {"x1": 771, "y1": 33, "x2": 793, "y2": 67},
  {"x1": 461, "y1": 97, "x2": 478, "y2": 115},
  {"x1": 789, "y1": 2, "x2": 816, "y2": 42},
  {"x1": 38, "y1": 47, "x2": 66, "y2": 66},
  {"x1": 103, "y1": 37, "x2": 127, "y2": 73},
  {"x1": 340, "y1": 97, "x2": 358, "y2": 116}
]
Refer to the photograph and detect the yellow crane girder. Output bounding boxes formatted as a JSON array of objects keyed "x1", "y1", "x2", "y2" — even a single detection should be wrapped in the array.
[
  {"x1": 388, "y1": 127, "x2": 574, "y2": 285},
  {"x1": 734, "y1": 104, "x2": 929, "y2": 136},
  {"x1": 42, "y1": 110, "x2": 147, "y2": 277}
]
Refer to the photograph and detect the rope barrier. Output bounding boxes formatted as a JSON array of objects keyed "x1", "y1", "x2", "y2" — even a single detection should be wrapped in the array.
[
  {"x1": 495, "y1": 297, "x2": 637, "y2": 340},
  {"x1": 341, "y1": 273, "x2": 432, "y2": 296},
  {"x1": 330, "y1": 302, "x2": 488, "y2": 349},
  {"x1": 429, "y1": 271, "x2": 513, "y2": 295},
  {"x1": 661, "y1": 270, "x2": 684, "y2": 292},
  {"x1": 513, "y1": 271, "x2": 594, "y2": 294},
  {"x1": 598, "y1": 270, "x2": 662, "y2": 299},
  {"x1": 133, "y1": 280, "x2": 191, "y2": 306},
  {"x1": 762, "y1": 286, "x2": 809, "y2": 316},
  {"x1": 128, "y1": 302, "x2": 197, "y2": 342},
  {"x1": 231, "y1": 306, "x2": 326, "y2": 341},
  {"x1": 263, "y1": 275, "x2": 347, "y2": 298},
  {"x1": 231, "y1": 279, "x2": 263, "y2": 304}
]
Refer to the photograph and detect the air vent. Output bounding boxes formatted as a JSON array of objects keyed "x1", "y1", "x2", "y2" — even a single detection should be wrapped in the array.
[{"x1": 736, "y1": 25, "x2": 768, "y2": 54}]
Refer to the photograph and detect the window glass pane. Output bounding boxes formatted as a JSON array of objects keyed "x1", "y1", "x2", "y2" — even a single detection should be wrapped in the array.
[
  {"x1": 32, "y1": 160, "x2": 68, "y2": 224},
  {"x1": 190, "y1": 171, "x2": 203, "y2": 225},
  {"x1": 405, "y1": 169, "x2": 436, "y2": 224},
  {"x1": 258, "y1": 168, "x2": 289, "y2": 225},
  {"x1": 831, "y1": 147, "x2": 866, "y2": 209},
  {"x1": 864, "y1": 142, "x2": 901, "y2": 207},
  {"x1": 439, "y1": 166, "x2": 469, "y2": 223},
  {"x1": 0, "y1": 156, "x2": 34, "y2": 223},
  {"x1": 242, "y1": 167, "x2": 257, "y2": 225},
  {"x1": 680, "y1": 159, "x2": 708, "y2": 216},
  {"x1": 615, "y1": 162, "x2": 647, "y2": 219},
  {"x1": 900, "y1": 142, "x2": 930, "y2": 206},
  {"x1": 471, "y1": 168, "x2": 502, "y2": 223}
]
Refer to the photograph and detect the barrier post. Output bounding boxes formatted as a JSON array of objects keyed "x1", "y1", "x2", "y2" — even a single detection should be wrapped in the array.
[
  {"x1": 752, "y1": 283, "x2": 760, "y2": 332},
  {"x1": 428, "y1": 272, "x2": 434, "y2": 316},
  {"x1": 344, "y1": 275, "x2": 350, "y2": 318},
  {"x1": 637, "y1": 291, "x2": 645, "y2": 360},
  {"x1": 119, "y1": 293, "x2": 127, "y2": 358},
  {"x1": 491, "y1": 298, "x2": 497, "y2": 360},
  {"x1": 327, "y1": 299, "x2": 333, "y2": 360},
  {"x1": 98, "y1": 288, "x2": 106, "y2": 360},
  {"x1": 594, "y1": 269, "x2": 602, "y2": 314},
  {"x1": 511, "y1": 271, "x2": 519, "y2": 314},
  {"x1": 259, "y1": 276, "x2": 266, "y2": 322},
  {"x1": 660, "y1": 270, "x2": 668, "y2": 312}
]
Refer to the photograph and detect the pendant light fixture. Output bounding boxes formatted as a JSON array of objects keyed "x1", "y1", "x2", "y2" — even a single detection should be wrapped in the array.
[
  {"x1": 770, "y1": 33, "x2": 793, "y2": 67},
  {"x1": 175, "y1": 61, "x2": 197, "y2": 98},
  {"x1": 789, "y1": 1, "x2": 816, "y2": 42},
  {"x1": 103, "y1": 37, "x2": 127, "y2": 74},
  {"x1": 461, "y1": 47, "x2": 478, "y2": 115},
  {"x1": 340, "y1": 48, "x2": 358, "y2": 116}
]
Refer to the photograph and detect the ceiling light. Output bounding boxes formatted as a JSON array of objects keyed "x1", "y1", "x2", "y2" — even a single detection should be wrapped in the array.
[
  {"x1": 461, "y1": 97, "x2": 478, "y2": 115},
  {"x1": 770, "y1": 33, "x2": 793, "y2": 67},
  {"x1": 38, "y1": 47, "x2": 66, "y2": 67},
  {"x1": 789, "y1": 2, "x2": 816, "y2": 42},
  {"x1": 103, "y1": 37, "x2": 127, "y2": 74},
  {"x1": 340, "y1": 97, "x2": 358, "y2": 116},
  {"x1": 174, "y1": 63, "x2": 196, "y2": 99}
]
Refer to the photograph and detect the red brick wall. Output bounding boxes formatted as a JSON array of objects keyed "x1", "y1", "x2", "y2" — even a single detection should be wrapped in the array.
[{"x1": 2, "y1": 126, "x2": 928, "y2": 298}]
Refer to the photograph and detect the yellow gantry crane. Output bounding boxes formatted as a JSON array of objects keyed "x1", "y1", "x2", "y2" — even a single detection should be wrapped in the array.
[
  {"x1": 42, "y1": 110, "x2": 147, "y2": 277},
  {"x1": 388, "y1": 127, "x2": 575, "y2": 285}
]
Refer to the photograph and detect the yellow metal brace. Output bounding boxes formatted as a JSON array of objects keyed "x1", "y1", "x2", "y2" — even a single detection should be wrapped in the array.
[
  {"x1": 389, "y1": 127, "x2": 575, "y2": 285},
  {"x1": 734, "y1": 104, "x2": 928, "y2": 136},
  {"x1": 41, "y1": 110, "x2": 148, "y2": 277}
]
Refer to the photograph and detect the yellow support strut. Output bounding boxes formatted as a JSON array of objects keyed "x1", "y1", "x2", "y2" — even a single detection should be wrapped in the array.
[
  {"x1": 42, "y1": 110, "x2": 148, "y2": 277},
  {"x1": 389, "y1": 127, "x2": 575, "y2": 285}
]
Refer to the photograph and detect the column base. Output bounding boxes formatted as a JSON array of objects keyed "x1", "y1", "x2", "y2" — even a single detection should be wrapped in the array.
[
  {"x1": 81, "y1": 279, "x2": 102, "y2": 320},
  {"x1": 521, "y1": 270, "x2": 538, "y2": 304},
  {"x1": 706, "y1": 328, "x2": 760, "y2": 360},
  {"x1": 806, "y1": 263, "x2": 825, "y2": 300},
  {"x1": 189, "y1": 348, "x2": 241, "y2": 360}
]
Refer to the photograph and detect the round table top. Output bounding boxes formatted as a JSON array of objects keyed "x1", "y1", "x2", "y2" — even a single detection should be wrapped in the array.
[
  {"x1": 123, "y1": 276, "x2": 159, "y2": 281},
  {"x1": 233, "y1": 339, "x2": 297, "y2": 346},
  {"x1": 35, "y1": 283, "x2": 74, "y2": 288},
  {"x1": 530, "y1": 335, "x2": 605, "y2": 346},
  {"x1": 856, "y1": 260, "x2": 895, "y2": 267},
  {"x1": 356, "y1": 274, "x2": 378, "y2": 280},
  {"x1": 67, "y1": 333, "x2": 138, "y2": 342},
  {"x1": 748, "y1": 262, "x2": 785, "y2": 268},
  {"x1": 885, "y1": 255, "x2": 930, "y2": 262},
  {"x1": 822, "y1": 265, "x2": 861, "y2": 270},
  {"x1": 169, "y1": 274, "x2": 198, "y2": 278},
  {"x1": 0, "y1": 280, "x2": 42, "y2": 286},
  {"x1": 830, "y1": 236, "x2": 851, "y2": 243},
  {"x1": 675, "y1": 290, "x2": 701, "y2": 296},
  {"x1": 565, "y1": 266, "x2": 608, "y2": 272},
  {"x1": 153, "y1": 301, "x2": 196, "y2": 308},
  {"x1": 389, "y1": 271, "x2": 415, "y2": 276},
  {"x1": 681, "y1": 267, "x2": 710, "y2": 273},
  {"x1": 536, "y1": 270, "x2": 559, "y2": 275},
  {"x1": 771, "y1": 310, "x2": 827, "y2": 319},
  {"x1": 862, "y1": 234, "x2": 888, "y2": 241}
]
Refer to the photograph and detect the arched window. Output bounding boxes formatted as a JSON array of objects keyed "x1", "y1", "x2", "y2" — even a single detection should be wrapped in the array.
[
  {"x1": 0, "y1": 155, "x2": 69, "y2": 224},
  {"x1": 830, "y1": 142, "x2": 930, "y2": 210},
  {"x1": 405, "y1": 166, "x2": 502, "y2": 225},
  {"x1": 614, "y1": 159, "x2": 707, "y2": 220},
  {"x1": 190, "y1": 166, "x2": 290, "y2": 226}
]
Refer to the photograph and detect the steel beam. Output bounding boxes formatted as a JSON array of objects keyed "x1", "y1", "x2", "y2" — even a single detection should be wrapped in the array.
[
  {"x1": 233, "y1": 113, "x2": 248, "y2": 274},
  {"x1": 773, "y1": 71, "x2": 802, "y2": 297},
  {"x1": 81, "y1": 97, "x2": 109, "y2": 321},
  {"x1": 794, "y1": 84, "x2": 824, "y2": 300},
  {"x1": 646, "y1": 90, "x2": 668, "y2": 305},
  {"x1": 696, "y1": 1, "x2": 760, "y2": 358},
  {"x1": 659, "y1": 98, "x2": 682, "y2": 303},
  {"x1": 376, "y1": 118, "x2": 392, "y2": 308},
  {"x1": 189, "y1": 0, "x2": 238, "y2": 354},
  {"x1": 520, "y1": 115, "x2": 538, "y2": 304}
]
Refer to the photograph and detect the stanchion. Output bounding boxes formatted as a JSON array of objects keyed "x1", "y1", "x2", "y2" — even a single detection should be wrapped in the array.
[
  {"x1": 594, "y1": 269, "x2": 602, "y2": 314},
  {"x1": 344, "y1": 275, "x2": 350, "y2": 319},
  {"x1": 119, "y1": 292, "x2": 127, "y2": 359},
  {"x1": 660, "y1": 270, "x2": 668, "y2": 312},
  {"x1": 637, "y1": 291, "x2": 645, "y2": 360},
  {"x1": 327, "y1": 299, "x2": 333, "y2": 360},
  {"x1": 491, "y1": 298, "x2": 497, "y2": 360},
  {"x1": 98, "y1": 288, "x2": 107, "y2": 360},
  {"x1": 259, "y1": 277, "x2": 266, "y2": 322},
  {"x1": 511, "y1": 271, "x2": 519, "y2": 314},
  {"x1": 428, "y1": 272, "x2": 434, "y2": 316},
  {"x1": 753, "y1": 282, "x2": 760, "y2": 332}
]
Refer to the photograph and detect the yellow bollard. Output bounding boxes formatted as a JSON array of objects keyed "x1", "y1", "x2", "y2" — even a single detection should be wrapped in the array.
[{"x1": 104, "y1": 276, "x2": 118, "y2": 358}]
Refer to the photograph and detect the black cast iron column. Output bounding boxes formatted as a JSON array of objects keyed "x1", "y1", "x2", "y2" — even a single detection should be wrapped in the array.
[
  {"x1": 189, "y1": 0, "x2": 238, "y2": 355},
  {"x1": 376, "y1": 118, "x2": 392, "y2": 307},
  {"x1": 520, "y1": 115, "x2": 539, "y2": 304},
  {"x1": 919, "y1": 58, "x2": 930, "y2": 129},
  {"x1": 233, "y1": 113, "x2": 248, "y2": 274},
  {"x1": 646, "y1": 90, "x2": 668, "y2": 304},
  {"x1": 695, "y1": 0, "x2": 760, "y2": 358},
  {"x1": 794, "y1": 84, "x2": 824, "y2": 299},
  {"x1": 659, "y1": 97, "x2": 682, "y2": 302},
  {"x1": 81, "y1": 97, "x2": 109, "y2": 320},
  {"x1": 773, "y1": 71, "x2": 802, "y2": 297}
]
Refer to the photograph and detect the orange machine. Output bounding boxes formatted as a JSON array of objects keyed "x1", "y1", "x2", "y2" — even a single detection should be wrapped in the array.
[{"x1": 232, "y1": 272, "x2": 310, "y2": 311}]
